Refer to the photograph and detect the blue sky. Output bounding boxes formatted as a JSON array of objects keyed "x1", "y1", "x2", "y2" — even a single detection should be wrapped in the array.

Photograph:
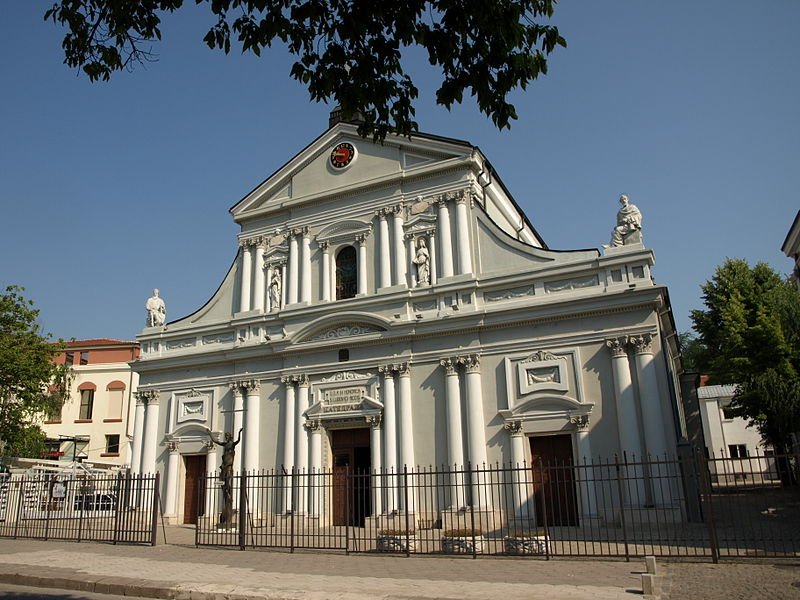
[{"x1": 1, "y1": 1, "x2": 797, "y2": 342}]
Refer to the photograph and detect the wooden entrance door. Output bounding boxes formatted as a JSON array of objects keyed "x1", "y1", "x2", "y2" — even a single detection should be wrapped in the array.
[
  {"x1": 331, "y1": 428, "x2": 371, "y2": 526},
  {"x1": 183, "y1": 454, "x2": 207, "y2": 525},
  {"x1": 530, "y1": 434, "x2": 578, "y2": 526}
]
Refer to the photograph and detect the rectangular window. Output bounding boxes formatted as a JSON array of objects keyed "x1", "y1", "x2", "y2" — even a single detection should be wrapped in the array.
[
  {"x1": 729, "y1": 444, "x2": 747, "y2": 458},
  {"x1": 105, "y1": 435, "x2": 120, "y2": 455},
  {"x1": 78, "y1": 390, "x2": 94, "y2": 420},
  {"x1": 65, "y1": 351, "x2": 74, "y2": 366},
  {"x1": 107, "y1": 389, "x2": 124, "y2": 419},
  {"x1": 721, "y1": 406, "x2": 736, "y2": 420},
  {"x1": 79, "y1": 351, "x2": 89, "y2": 365}
]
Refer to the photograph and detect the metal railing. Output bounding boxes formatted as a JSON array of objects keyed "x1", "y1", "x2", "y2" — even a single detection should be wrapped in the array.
[
  {"x1": 195, "y1": 451, "x2": 799, "y2": 561},
  {"x1": 0, "y1": 471, "x2": 159, "y2": 545}
]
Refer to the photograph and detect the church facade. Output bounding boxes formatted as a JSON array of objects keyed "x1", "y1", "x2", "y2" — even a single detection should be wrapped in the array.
[{"x1": 132, "y1": 117, "x2": 685, "y2": 526}]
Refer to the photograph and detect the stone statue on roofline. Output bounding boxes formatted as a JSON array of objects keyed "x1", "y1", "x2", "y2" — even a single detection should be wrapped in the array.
[
  {"x1": 608, "y1": 194, "x2": 643, "y2": 247},
  {"x1": 145, "y1": 288, "x2": 166, "y2": 327}
]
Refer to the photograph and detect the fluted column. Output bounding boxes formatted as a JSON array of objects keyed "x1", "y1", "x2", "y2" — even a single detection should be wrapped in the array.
[
  {"x1": 164, "y1": 441, "x2": 180, "y2": 518},
  {"x1": 631, "y1": 333, "x2": 673, "y2": 506},
  {"x1": 243, "y1": 380, "x2": 261, "y2": 472},
  {"x1": 253, "y1": 238, "x2": 266, "y2": 312},
  {"x1": 320, "y1": 241, "x2": 331, "y2": 302},
  {"x1": 140, "y1": 390, "x2": 160, "y2": 477},
  {"x1": 239, "y1": 240, "x2": 253, "y2": 312},
  {"x1": 280, "y1": 261, "x2": 288, "y2": 308},
  {"x1": 307, "y1": 420, "x2": 323, "y2": 517},
  {"x1": 428, "y1": 231, "x2": 438, "y2": 285},
  {"x1": 130, "y1": 395, "x2": 146, "y2": 476},
  {"x1": 437, "y1": 196, "x2": 454, "y2": 278},
  {"x1": 367, "y1": 415, "x2": 383, "y2": 516},
  {"x1": 205, "y1": 441, "x2": 219, "y2": 512},
  {"x1": 504, "y1": 421, "x2": 528, "y2": 518},
  {"x1": 300, "y1": 227, "x2": 311, "y2": 303},
  {"x1": 295, "y1": 376, "x2": 310, "y2": 514},
  {"x1": 288, "y1": 230, "x2": 299, "y2": 305},
  {"x1": 356, "y1": 234, "x2": 368, "y2": 295},
  {"x1": 454, "y1": 191, "x2": 473, "y2": 274},
  {"x1": 377, "y1": 209, "x2": 391, "y2": 288},
  {"x1": 230, "y1": 383, "x2": 245, "y2": 474},
  {"x1": 462, "y1": 355, "x2": 490, "y2": 507},
  {"x1": 281, "y1": 376, "x2": 296, "y2": 513},
  {"x1": 606, "y1": 337, "x2": 648, "y2": 505},
  {"x1": 442, "y1": 358, "x2": 465, "y2": 508},
  {"x1": 391, "y1": 205, "x2": 407, "y2": 287},
  {"x1": 572, "y1": 415, "x2": 598, "y2": 518},
  {"x1": 379, "y1": 365, "x2": 398, "y2": 513},
  {"x1": 397, "y1": 363, "x2": 415, "y2": 512}
]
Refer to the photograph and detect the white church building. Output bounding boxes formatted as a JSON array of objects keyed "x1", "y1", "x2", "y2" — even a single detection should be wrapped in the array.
[{"x1": 132, "y1": 114, "x2": 686, "y2": 527}]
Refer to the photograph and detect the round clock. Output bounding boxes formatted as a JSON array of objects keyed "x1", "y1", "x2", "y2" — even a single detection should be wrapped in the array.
[{"x1": 330, "y1": 142, "x2": 356, "y2": 169}]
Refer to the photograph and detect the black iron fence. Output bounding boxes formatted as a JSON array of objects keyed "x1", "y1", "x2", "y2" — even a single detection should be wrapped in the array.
[
  {"x1": 196, "y1": 451, "x2": 799, "y2": 561},
  {"x1": 0, "y1": 471, "x2": 159, "y2": 545}
]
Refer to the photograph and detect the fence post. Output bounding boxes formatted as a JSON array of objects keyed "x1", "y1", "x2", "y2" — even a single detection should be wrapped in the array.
[
  {"x1": 150, "y1": 472, "x2": 160, "y2": 547},
  {"x1": 290, "y1": 467, "x2": 296, "y2": 554},
  {"x1": 537, "y1": 458, "x2": 550, "y2": 560},
  {"x1": 614, "y1": 455, "x2": 630, "y2": 562},
  {"x1": 238, "y1": 471, "x2": 247, "y2": 551},
  {"x1": 345, "y1": 465, "x2": 350, "y2": 555},
  {"x1": 12, "y1": 478, "x2": 24, "y2": 539},
  {"x1": 44, "y1": 476, "x2": 52, "y2": 541},
  {"x1": 468, "y1": 463, "x2": 477, "y2": 560},
  {"x1": 697, "y1": 450, "x2": 719, "y2": 563},
  {"x1": 113, "y1": 472, "x2": 124, "y2": 545},
  {"x1": 403, "y1": 466, "x2": 410, "y2": 558},
  {"x1": 76, "y1": 476, "x2": 85, "y2": 543}
]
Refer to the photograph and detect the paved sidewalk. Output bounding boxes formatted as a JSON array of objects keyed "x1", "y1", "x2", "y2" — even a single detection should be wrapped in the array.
[{"x1": 0, "y1": 528, "x2": 797, "y2": 600}]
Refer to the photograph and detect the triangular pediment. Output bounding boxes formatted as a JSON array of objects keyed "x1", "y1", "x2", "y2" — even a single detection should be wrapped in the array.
[{"x1": 230, "y1": 123, "x2": 471, "y2": 221}]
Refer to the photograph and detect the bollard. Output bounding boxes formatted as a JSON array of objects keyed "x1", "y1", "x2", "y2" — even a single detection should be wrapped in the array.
[
  {"x1": 645, "y1": 555, "x2": 657, "y2": 575},
  {"x1": 641, "y1": 573, "x2": 656, "y2": 596}
]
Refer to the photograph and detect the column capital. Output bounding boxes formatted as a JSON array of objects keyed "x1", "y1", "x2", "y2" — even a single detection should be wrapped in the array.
[
  {"x1": 136, "y1": 389, "x2": 160, "y2": 404},
  {"x1": 390, "y1": 203, "x2": 404, "y2": 216},
  {"x1": 378, "y1": 364, "x2": 395, "y2": 375},
  {"x1": 304, "y1": 418, "x2": 321, "y2": 432},
  {"x1": 297, "y1": 374, "x2": 310, "y2": 388},
  {"x1": 629, "y1": 333, "x2": 654, "y2": 355},
  {"x1": 290, "y1": 226, "x2": 309, "y2": 238},
  {"x1": 229, "y1": 381, "x2": 244, "y2": 394},
  {"x1": 167, "y1": 440, "x2": 179, "y2": 453},
  {"x1": 280, "y1": 375, "x2": 295, "y2": 385},
  {"x1": 436, "y1": 194, "x2": 449, "y2": 207},
  {"x1": 570, "y1": 414, "x2": 590, "y2": 430},
  {"x1": 319, "y1": 240, "x2": 330, "y2": 251},
  {"x1": 242, "y1": 379, "x2": 261, "y2": 394},
  {"x1": 460, "y1": 354, "x2": 481, "y2": 373},
  {"x1": 366, "y1": 414, "x2": 382, "y2": 429},
  {"x1": 503, "y1": 420, "x2": 523, "y2": 435},
  {"x1": 454, "y1": 189, "x2": 469, "y2": 204},
  {"x1": 605, "y1": 336, "x2": 629, "y2": 357},
  {"x1": 355, "y1": 233, "x2": 367, "y2": 245},
  {"x1": 440, "y1": 357, "x2": 458, "y2": 375},
  {"x1": 376, "y1": 207, "x2": 390, "y2": 219},
  {"x1": 396, "y1": 362, "x2": 411, "y2": 377}
]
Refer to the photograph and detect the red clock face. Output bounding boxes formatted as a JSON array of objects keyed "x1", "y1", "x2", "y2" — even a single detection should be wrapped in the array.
[{"x1": 330, "y1": 142, "x2": 356, "y2": 169}]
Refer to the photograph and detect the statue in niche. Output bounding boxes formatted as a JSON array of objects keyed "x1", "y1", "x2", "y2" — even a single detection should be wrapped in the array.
[
  {"x1": 207, "y1": 428, "x2": 242, "y2": 528},
  {"x1": 269, "y1": 268, "x2": 282, "y2": 310},
  {"x1": 145, "y1": 289, "x2": 166, "y2": 327},
  {"x1": 412, "y1": 237, "x2": 431, "y2": 286},
  {"x1": 609, "y1": 194, "x2": 643, "y2": 247}
]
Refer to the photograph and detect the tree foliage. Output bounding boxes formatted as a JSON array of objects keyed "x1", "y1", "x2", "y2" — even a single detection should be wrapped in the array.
[
  {"x1": 43, "y1": 0, "x2": 566, "y2": 140},
  {"x1": 690, "y1": 259, "x2": 800, "y2": 452},
  {"x1": 0, "y1": 286, "x2": 70, "y2": 458}
]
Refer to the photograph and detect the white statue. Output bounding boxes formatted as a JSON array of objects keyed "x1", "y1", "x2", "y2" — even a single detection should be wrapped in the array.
[
  {"x1": 609, "y1": 194, "x2": 643, "y2": 247},
  {"x1": 412, "y1": 238, "x2": 431, "y2": 286},
  {"x1": 269, "y1": 268, "x2": 282, "y2": 311},
  {"x1": 145, "y1": 288, "x2": 166, "y2": 327}
]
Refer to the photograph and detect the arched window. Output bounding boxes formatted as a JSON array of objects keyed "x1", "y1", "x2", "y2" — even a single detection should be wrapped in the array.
[{"x1": 335, "y1": 246, "x2": 357, "y2": 300}]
